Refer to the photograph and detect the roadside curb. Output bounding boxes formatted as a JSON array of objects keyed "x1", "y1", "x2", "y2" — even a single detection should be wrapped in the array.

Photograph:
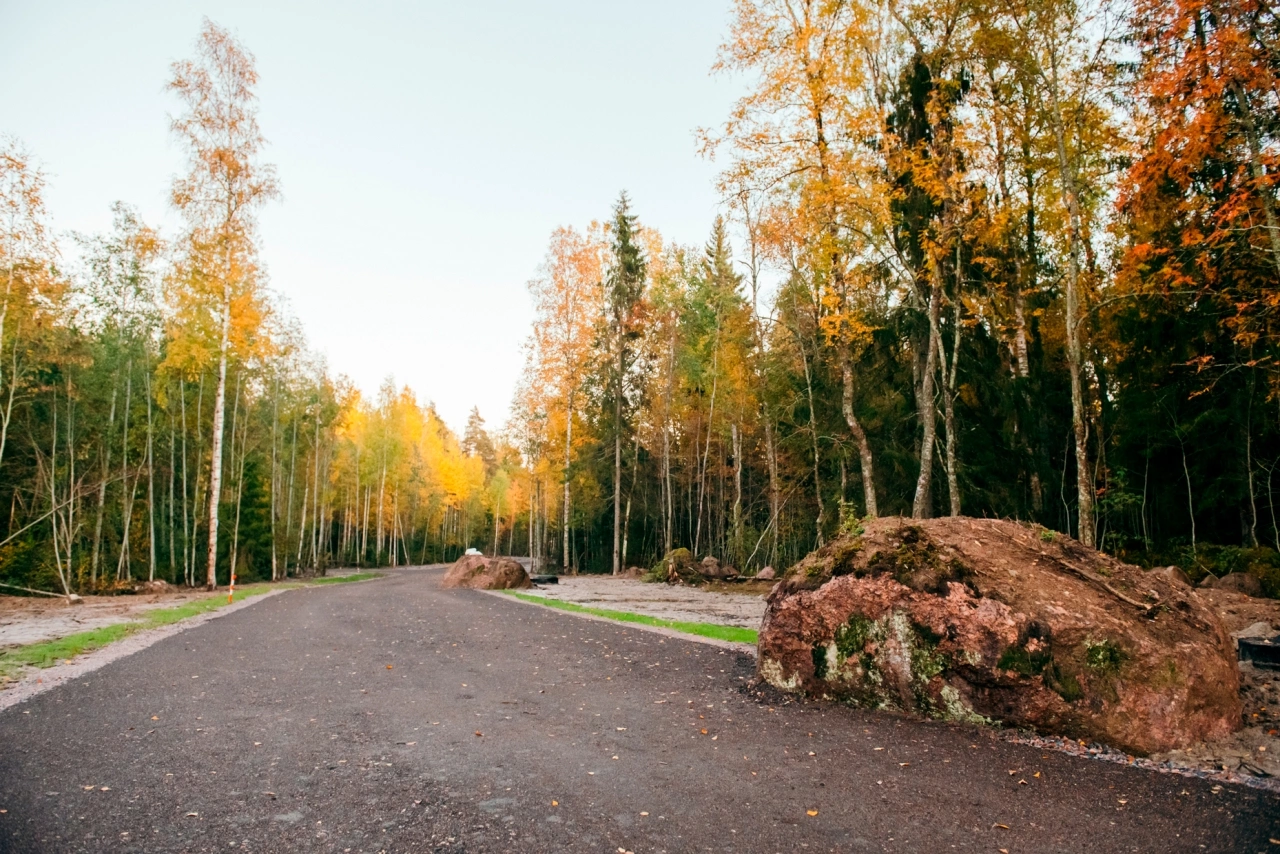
[{"x1": 483, "y1": 588, "x2": 758, "y2": 655}]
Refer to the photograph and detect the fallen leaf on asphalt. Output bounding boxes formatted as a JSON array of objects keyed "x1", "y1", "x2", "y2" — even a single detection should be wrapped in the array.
[
  {"x1": 474, "y1": 731, "x2": 483, "y2": 737},
  {"x1": 99, "y1": 788, "x2": 110, "y2": 792},
  {"x1": 185, "y1": 812, "x2": 198, "y2": 818},
  {"x1": 806, "y1": 810, "x2": 819, "y2": 817},
  {"x1": 1033, "y1": 771, "x2": 1041, "y2": 778},
  {"x1": 587, "y1": 772, "x2": 595, "y2": 776},
  {"x1": 151, "y1": 716, "x2": 158, "y2": 721},
  {"x1": 711, "y1": 736, "x2": 718, "y2": 741},
  {"x1": 616, "y1": 727, "x2": 627, "y2": 731},
  {"x1": 0, "y1": 809, "x2": 7, "y2": 814},
  {"x1": 82, "y1": 786, "x2": 94, "y2": 791},
  {"x1": 1018, "y1": 779, "x2": 1027, "y2": 785},
  {"x1": 551, "y1": 800, "x2": 558, "y2": 807},
  {"x1": 701, "y1": 729, "x2": 708, "y2": 735},
  {"x1": 993, "y1": 823, "x2": 1009, "y2": 830},
  {"x1": 640, "y1": 812, "x2": 649, "y2": 816},
  {"x1": 253, "y1": 742, "x2": 262, "y2": 747},
  {"x1": 1008, "y1": 770, "x2": 1017, "y2": 775},
  {"x1": 1118, "y1": 799, "x2": 1127, "y2": 805},
  {"x1": 899, "y1": 762, "x2": 909, "y2": 767},
  {"x1": 263, "y1": 792, "x2": 276, "y2": 798},
  {"x1": 386, "y1": 665, "x2": 392, "y2": 670},
  {"x1": 873, "y1": 747, "x2": 884, "y2": 751}
]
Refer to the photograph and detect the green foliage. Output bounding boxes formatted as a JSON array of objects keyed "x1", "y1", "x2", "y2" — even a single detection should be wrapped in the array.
[{"x1": 1084, "y1": 639, "x2": 1127, "y2": 676}]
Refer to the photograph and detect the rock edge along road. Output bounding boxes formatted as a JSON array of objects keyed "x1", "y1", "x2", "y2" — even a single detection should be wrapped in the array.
[{"x1": 0, "y1": 569, "x2": 1274, "y2": 853}]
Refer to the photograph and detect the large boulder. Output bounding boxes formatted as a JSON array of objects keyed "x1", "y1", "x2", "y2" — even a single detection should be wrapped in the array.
[
  {"x1": 441, "y1": 554, "x2": 532, "y2": 590},
  {"x1": 1217, "y1": 572, "x2": 1264, "y2": 597},
  {"x1": 758, "y1": 517, "x2": 1241, "y2": 755}
]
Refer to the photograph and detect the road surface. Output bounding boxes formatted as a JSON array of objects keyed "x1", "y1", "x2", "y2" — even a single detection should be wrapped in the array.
[{"x1": 0, "y1": 568, "x2": 1275, "y2": 853}]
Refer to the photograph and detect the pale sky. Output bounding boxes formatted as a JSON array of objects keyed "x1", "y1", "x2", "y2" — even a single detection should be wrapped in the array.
[{"x1": 0, "y1": 0, "x2": 742, "y2": 433}]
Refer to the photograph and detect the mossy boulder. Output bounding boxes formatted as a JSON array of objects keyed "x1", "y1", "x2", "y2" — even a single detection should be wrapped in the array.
[
  {"x1": 758, "y1": 517, "x2": 1241, "y2": 755},
  {"x1": 441, "y1": 554, "x2": 531, "y2": 590}
]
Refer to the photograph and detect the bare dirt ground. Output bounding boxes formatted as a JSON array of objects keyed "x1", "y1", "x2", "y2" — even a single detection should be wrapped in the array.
[
  {"x1": 517, "y1": 575, "x2": 768, "y2": 628},
  {"x1": 0, "y1": 589, "x2": 211, "y2": 649}
]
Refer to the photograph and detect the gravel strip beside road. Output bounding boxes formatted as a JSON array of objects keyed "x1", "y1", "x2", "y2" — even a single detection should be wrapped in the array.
[{"x1": 517, "y1": 575, "x2": 767, "y2": 628}]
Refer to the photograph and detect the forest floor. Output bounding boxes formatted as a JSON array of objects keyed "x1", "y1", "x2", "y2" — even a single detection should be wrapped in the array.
[{"x1": 0, "y1": 566, "x2": 1273, "y2": 853}]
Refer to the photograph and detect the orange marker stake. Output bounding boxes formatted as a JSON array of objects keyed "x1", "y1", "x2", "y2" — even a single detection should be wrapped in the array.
[{"x1": 228, "y1": 572, "x2": 235, "y2": 604}]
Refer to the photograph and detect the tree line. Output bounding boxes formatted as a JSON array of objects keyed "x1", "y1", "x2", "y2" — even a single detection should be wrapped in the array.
[
  {"x1": 514, "y1": 0, "x2": 1280, "y2": 581},
  {"x1": 3, "y1": 0, "x2": 1278, "y2": 592},
  {"x1": 0, "y1": 21, "x2": 526, "y2": 594}
]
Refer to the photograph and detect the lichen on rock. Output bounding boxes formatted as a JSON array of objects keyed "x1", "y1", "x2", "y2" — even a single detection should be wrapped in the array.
[{"x1": 758, "y1": 516, "x2": 1242, "y2": 755}]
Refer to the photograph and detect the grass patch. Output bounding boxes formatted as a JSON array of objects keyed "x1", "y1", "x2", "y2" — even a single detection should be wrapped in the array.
[
  {"x1": 0, "y1": 574, "x2": 381, "y2": 683},
  {"x1": 502, "y1": 591, "x2": 758, "y2": 644},
  {"x1": 309, "y1": 572, "x2": 380, "y2": 585}
]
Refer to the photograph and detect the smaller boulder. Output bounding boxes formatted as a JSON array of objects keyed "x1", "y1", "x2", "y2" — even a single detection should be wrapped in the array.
[
  {"x1": 757, "y1": 566, "x2": 777, "y2": 581},
  {"x1": 441, "y1": 554, "x2": 532, "y2": 590},
  {"x1": 134, "y1": 579, "x2": 172, "y2": 595},
  {"x1": 1233, "y1": 621, "x2": 1276, "y2": 642},
  {"x1": 698, "y1": 556, "x2": 738, "y2": 579},
  {"x1": 1147, "y1": 566, "x2": 1191, "y2": 588},
  {"x1": 1217, "y1": 572, "x2": 1263, "y2": 597},
  {"x1": 1198, "y1": 573, "x2": 1218, "y2": 589},
  {"x1": 620, "y1": 566, "x2": 645, "y2": 579}
]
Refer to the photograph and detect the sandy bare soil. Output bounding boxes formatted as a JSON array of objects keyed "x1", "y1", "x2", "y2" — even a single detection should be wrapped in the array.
[
  {"x1": 0, "y1": 589, "x2": 212, "y2": 649},
  {"x1": 518, "y1": 575, "x2": 768, "y2": 628}
]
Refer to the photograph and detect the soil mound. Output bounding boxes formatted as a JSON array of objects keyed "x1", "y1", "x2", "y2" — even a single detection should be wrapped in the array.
[
  {"x1": 441, "y1": 555, "x2": 532, "y2": 590},
  {"x1": 759, "y1": 516, "x2": 1241, "y2": 755}
]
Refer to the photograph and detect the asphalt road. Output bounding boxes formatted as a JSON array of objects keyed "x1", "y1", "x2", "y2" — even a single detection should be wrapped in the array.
[{"x1": 0, "y1": 569, "x2": 1275, "y2": 854}]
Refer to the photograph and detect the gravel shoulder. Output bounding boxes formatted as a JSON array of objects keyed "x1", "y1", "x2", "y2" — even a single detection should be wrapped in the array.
[
  {"x1": 517, "y1": 575, "x2": 767, "y2": 628},
  {"x1": 0, "y1": 590, "x2": 214, "y2": 648}
]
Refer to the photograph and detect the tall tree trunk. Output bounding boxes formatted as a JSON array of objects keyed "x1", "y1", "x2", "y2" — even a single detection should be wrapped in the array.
[
  {"x1": 798, "y1": 330, "x2": 824, "y2": 547},
  {"x1": 205, "y1": 290, "x2": 231, "y2": 589},
  {"x1": 613, "y1": 344, "x2": 622, "y2": 575},
  {"x1": 563, "y1": 391, "x2": 572, "y2": 573},
  {"x1": 116, "y1": 361, "x2": 134, "y2": 580},
  {"x1": 942, "y1": 252, "x2": 962, "y2": 518},
  {"x1": 1045, "y1": 49, "x2": 1096, "y2": 547},
  {"x1": 145, "y1": 372, "x2": 156, "y2": 581},
  {"x1": 731, "y1": 423, "x2": 742, "y2": 565},
  {"x1": 91, "y1": 367, "x2": 119, "y2": 585},
  {"x1": 695, "y1": 324, "x2": 721, "y2": 556},
  {"x1": 841, "y1": 354, "x2": 879, "y2": 517},
  {"x1": 912, "y1": 274, "x2": 943, "y2": 519},
  {"x1": 765, "y1": 417, "x2": 779, "y2": 567}
]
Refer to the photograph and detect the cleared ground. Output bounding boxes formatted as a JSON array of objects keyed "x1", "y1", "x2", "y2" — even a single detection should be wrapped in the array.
[
  {"x1": 0, "y1": 567, "x2": 1275, "y2": 853},
  {"x1": 516, "y1": 575, "x2": 768, "y2": 628}
]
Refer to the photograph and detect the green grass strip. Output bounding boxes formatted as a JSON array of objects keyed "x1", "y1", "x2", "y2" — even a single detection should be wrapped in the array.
[
  {"x1": 0, "y1": 573, "x2": 381, "y2": 682},
  {"x1": 502, "y1": 590, "x2": 758, "y2": 644},
  {"x1": 309, "y1": 572, "x2": 381, "y2": 585}
]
